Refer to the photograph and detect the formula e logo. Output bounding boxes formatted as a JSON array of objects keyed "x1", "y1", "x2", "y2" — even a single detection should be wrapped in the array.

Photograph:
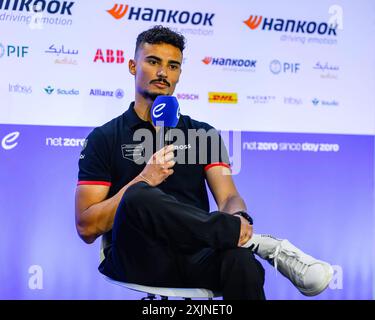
[
  {"x1": 1, "y1": 131, "x2": 20, "y2": 150},
  {"x1": 121, "y1": 144, "x2": 144, "y2": 162},
  {"x1": 152, "y1": 103, "x2": 166, "y2": 119}
]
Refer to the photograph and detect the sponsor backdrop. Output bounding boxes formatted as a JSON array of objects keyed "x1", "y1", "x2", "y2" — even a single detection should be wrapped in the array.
[{"x1": 0, "y1": 0, "x2": 374, "y2": 299}]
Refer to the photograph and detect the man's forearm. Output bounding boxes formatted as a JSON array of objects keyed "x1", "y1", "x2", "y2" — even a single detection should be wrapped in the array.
[
  {"x1": 81, "y1": 175, "x2": 145, "y2": 243},
  {"x1": 219, "y1": 195, "x2": 247, "y2": 215}
]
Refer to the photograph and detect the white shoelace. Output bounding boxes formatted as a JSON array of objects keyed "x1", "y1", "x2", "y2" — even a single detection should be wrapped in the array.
[{"x1": 268, "y1": 243, "x2": 309, "y2": 283}]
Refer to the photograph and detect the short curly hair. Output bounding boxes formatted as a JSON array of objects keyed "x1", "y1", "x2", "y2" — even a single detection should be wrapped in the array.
[{"x1": 135, "y1": 25, "x2": 186, "y2": 56}]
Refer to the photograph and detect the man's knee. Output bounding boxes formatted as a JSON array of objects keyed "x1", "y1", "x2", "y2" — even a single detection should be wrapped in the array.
[
  {"x1": 221, "y1": 248, "x2": 265, "y2": 285},
  {"x1": 121, "y1": 181, "x2": 153, "y2": 207}
]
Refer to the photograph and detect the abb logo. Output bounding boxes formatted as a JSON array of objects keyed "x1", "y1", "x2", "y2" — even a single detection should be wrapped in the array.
[{"x1": 93, "y1": 49, "x2": 125, "y2": 63}]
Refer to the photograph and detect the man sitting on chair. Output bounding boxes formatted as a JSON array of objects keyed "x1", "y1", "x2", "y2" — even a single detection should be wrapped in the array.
[{"x1": 75, "y1": 25, "x2": 333, "y2": 300}]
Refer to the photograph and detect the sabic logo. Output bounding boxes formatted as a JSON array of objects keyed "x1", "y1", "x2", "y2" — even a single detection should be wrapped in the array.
[
  {"x1": 208, "y1": 92, "x2": 238, "y2": 104},
  {"x1": 107, "y1": 4, "x2": 128, "y2": 19},
  {"x1": 1, "y1": 131, "x2": 20, "y2": 150},
  {"x1": 94, "y1": 49, "x2": 125, "y2": 64}
]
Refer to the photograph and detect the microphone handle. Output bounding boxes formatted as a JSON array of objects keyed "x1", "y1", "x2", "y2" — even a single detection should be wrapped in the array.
[
  {"x1": 165, "y1": 127, "x2": 172, "y2": 146},
  {"x1": 158, "y1": 127, "x2": 173, "y2": 149}
]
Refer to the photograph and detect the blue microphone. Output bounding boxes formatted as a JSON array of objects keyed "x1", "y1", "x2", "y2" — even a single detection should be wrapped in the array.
[{"x1": 151, "y1": 95, "x2": 180, "y2": 147}]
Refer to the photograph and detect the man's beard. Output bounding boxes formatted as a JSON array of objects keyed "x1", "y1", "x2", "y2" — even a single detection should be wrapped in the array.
[{"x1": 141, "y1": 89, "x2": 168, "y2": 101}]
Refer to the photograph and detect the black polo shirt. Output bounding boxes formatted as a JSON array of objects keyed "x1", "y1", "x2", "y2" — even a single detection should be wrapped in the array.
[
  {"x1": 78, "y1": 102, "x2": 230, "y2": 260},
  {"x1": 78, "y1": 102, "x2": 230, "y2": 213}
]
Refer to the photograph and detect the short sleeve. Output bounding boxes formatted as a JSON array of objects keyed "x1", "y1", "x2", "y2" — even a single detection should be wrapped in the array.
[
  {"x1": 77, "y1": 128, "x2": 112, "y2": 186},
  {"x1": 204, "y1": 127, "x2": 231, "y2": 172}
]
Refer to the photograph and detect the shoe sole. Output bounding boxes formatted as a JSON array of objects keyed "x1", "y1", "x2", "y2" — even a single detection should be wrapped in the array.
[{"x1": 298, "y1": 263, "x2": 334, "y2": 297}]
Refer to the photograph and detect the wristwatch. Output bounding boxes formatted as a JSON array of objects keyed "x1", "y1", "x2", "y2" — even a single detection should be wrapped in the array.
[{"x1": 235, "y1": 211, "x2": 254, "y2": 225}]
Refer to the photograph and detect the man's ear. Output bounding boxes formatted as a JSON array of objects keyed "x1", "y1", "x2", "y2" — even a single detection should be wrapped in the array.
[{"x1": 128, "y1": 59, "x2": 136, "y2": 75}]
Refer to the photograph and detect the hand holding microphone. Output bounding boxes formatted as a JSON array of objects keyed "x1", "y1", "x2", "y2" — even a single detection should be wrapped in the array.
[{"x1": 138, "y1": 95, "x2": 180, "y2": 186}]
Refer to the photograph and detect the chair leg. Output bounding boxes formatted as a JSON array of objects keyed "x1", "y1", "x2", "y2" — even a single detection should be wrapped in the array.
[{"x1": 141, "y1": 293, "x2": 157, "y2": 300}]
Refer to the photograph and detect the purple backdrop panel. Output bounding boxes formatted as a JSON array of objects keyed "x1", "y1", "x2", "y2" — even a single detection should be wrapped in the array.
[
  {"x1": 211, "y1": 131, "x2": 373, "y2": 300},
  {"x1": 0, "y1": 125, "x2": 374, "y2": 299}
]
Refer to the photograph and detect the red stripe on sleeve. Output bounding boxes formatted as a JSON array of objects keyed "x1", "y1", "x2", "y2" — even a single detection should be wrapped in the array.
[
  {"x1": 77, "y1": 181, "x2": 112, "y2": 187},
  {"x1": 204, "y1": 162, "x2": 231, "y2": 171}
]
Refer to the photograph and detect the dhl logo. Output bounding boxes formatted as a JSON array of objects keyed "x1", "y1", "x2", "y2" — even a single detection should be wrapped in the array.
[
  {"x1": 107, "y1": 4, "x2": 128, "y2": 19},
  {"x1": 243, "y1": 15, "x2": 262, "y2": 30},
  {"x1": 208, "y1": 92, "x2": 238, "y2": 104}
]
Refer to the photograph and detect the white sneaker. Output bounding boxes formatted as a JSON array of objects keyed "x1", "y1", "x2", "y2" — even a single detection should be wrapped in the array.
[{"x1": 251, "y1": 235, "x2": 334, "y2": 296}]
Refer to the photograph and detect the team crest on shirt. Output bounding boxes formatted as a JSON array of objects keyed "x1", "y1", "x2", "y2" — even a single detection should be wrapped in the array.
[{"x1": 121, "y1": 143, "x2": 144, "y2": 162}]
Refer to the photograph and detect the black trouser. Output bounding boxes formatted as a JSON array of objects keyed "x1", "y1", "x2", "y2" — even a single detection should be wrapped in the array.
[{"x1": 101, "y1": 181, "x2": 266, "y2": 300}]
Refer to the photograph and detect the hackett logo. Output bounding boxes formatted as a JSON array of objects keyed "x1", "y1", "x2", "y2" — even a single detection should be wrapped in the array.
[{"x1": 106, "y1": 3, "x2": 215, "y2": 26}]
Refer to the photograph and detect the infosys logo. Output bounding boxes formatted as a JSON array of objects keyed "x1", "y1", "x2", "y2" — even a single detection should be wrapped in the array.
[
  {"x1": 243, "y1": 14, "x2": 337, "y2": 36},
  {"x1": 208, "y1": 92, "x2": 238, "y2": 104},
  {"x1": 1, "y1": 131, "x2": 20, "y2": 150},
  {"x1": 0, "y1": 0, "x2": 75, "y2": 15},
  {"x1": 202, "y1": 56, "x2": 256, "y2": 69},
  {"x1": 106, "y1": 3, "x2": 214, "y2": 26}
]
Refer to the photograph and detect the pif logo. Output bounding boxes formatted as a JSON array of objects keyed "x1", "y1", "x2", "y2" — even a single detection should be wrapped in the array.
[
  {"x1": 0, "y1": 43, "x2": 29, "y2": 58},
  {"x1": 93, "y1": 49, "x2": 125, "y2": 64},
  {"x1": 208, "y1": 92, "x2": 238, "y2": 104}
]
